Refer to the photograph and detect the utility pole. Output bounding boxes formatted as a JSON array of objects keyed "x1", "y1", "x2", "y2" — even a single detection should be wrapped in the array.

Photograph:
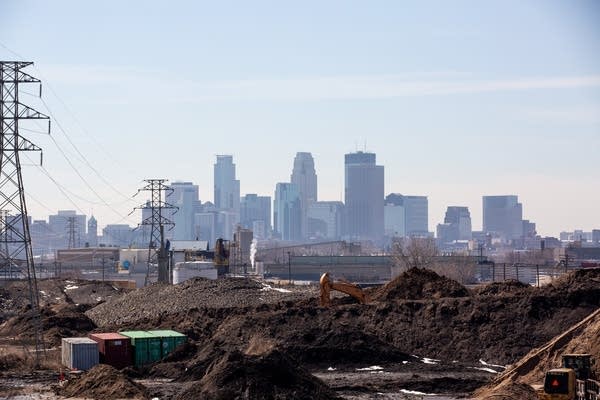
[
  {"x1": 131, "y1": 179, "x2": 177, "y2": 285},
  {"x1": 0, "y1": 61, "x2": 50, "y2": 366}
]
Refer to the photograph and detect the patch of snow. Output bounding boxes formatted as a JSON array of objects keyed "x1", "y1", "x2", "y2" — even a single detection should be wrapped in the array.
[
  {"x1": 400, "y1": 388, "x2": 437, "y2": 396},
  {"x1": 95, "y1": 297, "x2": 102, "y2": 302},
  {"x1": 479, "y1": 359, "x2": 506, "y2": 369},
  {"x1": 470, "y1": 367, "x2": 498, "y2": 374},
  {"x1": 402, "y1": 361, "x2": 409, "y2": 364},
  {"x1": 260, "y1": 284, "x2": 291, "y2": 293},
  {"x1": 39, "y1": 290, "x2": 46, "y2": 295},
  {"x1": 356, "y1": 365, "x2": 383, "y2": 371},
  {"x1": 327, "y1": 367, "x2": 336, "y2": 371},
  {"x1": 55, "y1": 297, "x2": 61, "y2": 300},
  {"x1": 421, "y1": 357, "x2": 440, "y2": 364},
  {"x1": 370, "y1": 370, "x2": 384, "y2": 374},
  {"x1": 64, "y1": 285, "x2": 79, "y2": 290},
  {"x1": 65, "y1": 280, "x2": 75, "y2": 284}
]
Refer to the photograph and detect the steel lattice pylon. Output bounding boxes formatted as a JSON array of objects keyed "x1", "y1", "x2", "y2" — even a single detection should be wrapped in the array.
[
  {"x1": 132, "y1": 179, "x2": 177, "y2": 285},
  {"x1": 0, "y1": 61, "x2": 49, "y2": 365}
]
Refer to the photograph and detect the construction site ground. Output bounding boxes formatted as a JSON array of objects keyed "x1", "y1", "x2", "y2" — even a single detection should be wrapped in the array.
[{"x1": 1, "y1": 267, "x2": 599, "y2": 399}]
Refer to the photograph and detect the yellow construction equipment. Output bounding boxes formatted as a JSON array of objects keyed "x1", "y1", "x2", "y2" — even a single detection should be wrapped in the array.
[
  {"x1": 319, "y1": 272, "x2": 367, "y2": 307},
  {"x1": 537, "y1": 354, "x2": 599, "y2": 400}
]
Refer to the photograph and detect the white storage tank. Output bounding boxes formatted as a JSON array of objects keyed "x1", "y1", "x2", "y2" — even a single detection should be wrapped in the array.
[
  {"x1": 173, "y1": 261, "x2": 218, "y2": 284},
  {"x1": 61, "y1": 337, "x2": 99, "y2": 370}
]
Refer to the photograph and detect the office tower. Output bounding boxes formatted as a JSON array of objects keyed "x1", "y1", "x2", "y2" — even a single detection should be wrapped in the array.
[
  {"x1": 290, "y1": 152, "x2": 317, "y2": 238},
  {"x1": 274, "y1": 183, "x2": 302, "y2": 241},
  {"x1": 167, "y1": 181, "x2": 200, "y2": 240},
  {"x1": 87, "y1": 215, "x2": 98, "y2": 247},
  {"x1": 48, "y1": 210, "x2": 86, "y2": 249},
  {"x1": 240, "y1": 194, "x2": 272, "y2": 236},
  {"x1": 194, "y1": 212, "x2": 216, "y2": 243},
  {"x1": 403, "y1": 196, "x2": 428, "y2": 237},
  {"x1": 214, "y1": 155, "x2": 240, "y2": 239},
  {"x1": 384, "y1": 203, "x2": 405, "y2": 238},
  {"x1": 482, "y1": 195, "x2": 523, "y2": 240},
  {"x1": 384, "y1": 193, "x2": 428, "y2": 238},
  {"x1": 307, "y1": 201, "x2": 344, "y2": 239},
  {"x1": 101, "y1": 224, "x2": 132, "y2": 247},
  {"x1": 436, "y1": 206, "x2": 471, "y2": 244},
  {"x1": 344, "y1": 152, "x2": 384, "y2": 241}
]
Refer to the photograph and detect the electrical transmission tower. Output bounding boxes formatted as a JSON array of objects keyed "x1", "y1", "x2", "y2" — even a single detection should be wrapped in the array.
[
  {"x1": 132, "y1": 179, "x2": 177, "y2": 285},
  {"x1": 0, "y1": 61, "x2": 50, "y2": 365}
]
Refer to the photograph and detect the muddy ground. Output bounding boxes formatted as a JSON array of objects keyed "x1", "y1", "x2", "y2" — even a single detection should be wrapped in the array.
[{"x1": 1, "y1": 267, "x2": 599, "y2": 399}]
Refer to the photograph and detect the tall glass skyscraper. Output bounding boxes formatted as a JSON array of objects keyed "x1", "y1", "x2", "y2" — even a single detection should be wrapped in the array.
[
  {"x1": 344, "y1": 151, "x2": 384, "y2": 241},
  {"x1": 214, "y1": 155, "x2": 240, "y2": 239},
  {"x1": 290, "y1": 152, "x2": 317, "y2": 239},
  {"x1": 274, "y1": 183, "x2": 301, "y2": 241}
]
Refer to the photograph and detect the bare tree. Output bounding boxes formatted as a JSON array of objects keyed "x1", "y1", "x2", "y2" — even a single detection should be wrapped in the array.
[
  {"x1": 430, "y1": 255, "x2": 477, "y2": 284},
  {"x1": 391, "y1": 237, "x2": 438, "y2": 273}
]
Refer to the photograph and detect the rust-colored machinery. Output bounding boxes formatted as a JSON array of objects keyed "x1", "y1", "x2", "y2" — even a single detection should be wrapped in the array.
[{"x1": 319, "y1": 272, "x2": 367, "y2": 307}]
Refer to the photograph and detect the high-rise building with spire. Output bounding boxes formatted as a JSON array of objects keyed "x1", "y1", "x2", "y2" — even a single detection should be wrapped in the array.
[
  {"x1": 214, "y1": 155, "x2": 240, "y2": 239},
  {"x1": 290, "y1": 152, "x2": 317, "y2": 238}
]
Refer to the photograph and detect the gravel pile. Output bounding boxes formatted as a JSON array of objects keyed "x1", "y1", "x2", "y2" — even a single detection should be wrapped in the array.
[{"x1": 86, "y1": 277, "x2": 313, "y2": 328}]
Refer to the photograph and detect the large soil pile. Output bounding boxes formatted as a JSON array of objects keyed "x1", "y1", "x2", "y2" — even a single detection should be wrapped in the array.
[
  {"x1": 371, "y1": 267, "x2": 470, "y2": 301},
  {"x1": 0, "y1": 303, "x2": 96, "y2": 346},
  {"x1": 474, "y1": 306, "x2": 600, "y2": 399},
  {"x1": 58, "y1": 364, "x2": 147, "y2": 399},
  {"x1": 176, "y1": 349, "x2": 340, "y2": 400},
  {"x1": 84, "y1": 268, "x2": 600, "y2": 375}
]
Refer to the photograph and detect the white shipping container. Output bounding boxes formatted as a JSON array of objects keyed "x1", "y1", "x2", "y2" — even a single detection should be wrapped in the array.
[{"x1": 61, "y1": 337, "x2": 99, "y2": 370}]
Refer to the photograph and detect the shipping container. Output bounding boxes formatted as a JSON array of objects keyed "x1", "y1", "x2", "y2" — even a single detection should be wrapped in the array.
[
  {"x1": 119, "y1": 331, "x2": 162, "y2": 366},
  {"x1": 89, "y1": 332, "x2": 133, "y2": 369},
  {"x1": 150, "y1": 330, "x2": 187, "y2": 357},
  {"x1": 61, "y1": 337, "x2": 99, "y2": 371}
]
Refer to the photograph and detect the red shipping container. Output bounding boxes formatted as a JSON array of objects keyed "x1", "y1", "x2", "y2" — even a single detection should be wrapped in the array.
[{"x1": 89, "y1": 333, "x2": 133, "y2": 369}]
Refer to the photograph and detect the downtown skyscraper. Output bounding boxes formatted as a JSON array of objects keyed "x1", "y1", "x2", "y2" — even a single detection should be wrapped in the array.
[
  {"x1": 214, "y1": 155, "x2": 240, "y2": 239},
  {"x1": 290, "y1": 152, "x2": 317, "y2": 239},
  {"x1": 344, "y1": 151, "x2": 384, "y2": 242}
]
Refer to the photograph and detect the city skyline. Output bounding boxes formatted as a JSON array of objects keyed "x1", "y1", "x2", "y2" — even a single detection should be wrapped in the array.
[
  {"x1": 19, "y1": 149, "x2": 599, "y2": 238},
  {"x1": 0, "y1": 1, "x2": 598, "y2": 236}
]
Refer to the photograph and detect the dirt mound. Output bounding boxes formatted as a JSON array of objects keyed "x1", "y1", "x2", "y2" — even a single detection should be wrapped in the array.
[
  {"x1": 475, "y1": 306, "x2": 600, "y2": 399},
  {"x1": 0, "y1": 354, "x2": 23, "y2": 370},
  {"x1": 0, "y1": 303, "x2": 96, "y2": 346},
  {"x1": 176, "y1": 350, "x2": 340, "y2": 400},
  {"x1": 372, "y1": 267, "x2": 469, "y2": 301},
  {"x1": 58, "y1": 364, "x2": 147, "y2": 399},
  {"x1": 281, "y1": 328, "x2": 411, "y2": 365},
  {"x1": 476, "y1": 280, "x2": 531, "y2": 296},
  {"x1": 475, "y1": 381, "x2": 537, "y2": 400}
]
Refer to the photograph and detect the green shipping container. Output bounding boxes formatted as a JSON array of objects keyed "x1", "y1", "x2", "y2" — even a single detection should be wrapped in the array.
[
  {"x1": 119, "y1": 331, "x2": 163, "y2": 366},
  {"x1": 150, "y1": 330, "x2": 187, "y2": 358}
]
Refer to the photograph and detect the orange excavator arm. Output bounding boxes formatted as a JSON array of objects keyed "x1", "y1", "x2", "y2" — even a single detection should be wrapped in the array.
[{"x1": 320, "y1": 272, "x2": 367, "y2": 306}]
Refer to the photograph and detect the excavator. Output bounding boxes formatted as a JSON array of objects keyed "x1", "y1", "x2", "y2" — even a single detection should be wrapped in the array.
[
  {"x1": 319, "y1": 272, "x2": 368, "y2": 307},
  {"x1": 537, "y1": 354, "x2": 600, "y2": 400}
]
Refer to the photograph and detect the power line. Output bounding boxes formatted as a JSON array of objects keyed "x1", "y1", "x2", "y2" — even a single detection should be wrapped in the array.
[
  {"x1": 0, "y1": 41, "x2": 137, "y2": 205},
  {"x1": 39, "y1": 96, "x2": 136, "y2": 204}
]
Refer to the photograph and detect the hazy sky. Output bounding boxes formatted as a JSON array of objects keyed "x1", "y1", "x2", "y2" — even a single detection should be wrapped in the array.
[{"x1": 1, "y1": 1, "x2": 599, "y2": 236}]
